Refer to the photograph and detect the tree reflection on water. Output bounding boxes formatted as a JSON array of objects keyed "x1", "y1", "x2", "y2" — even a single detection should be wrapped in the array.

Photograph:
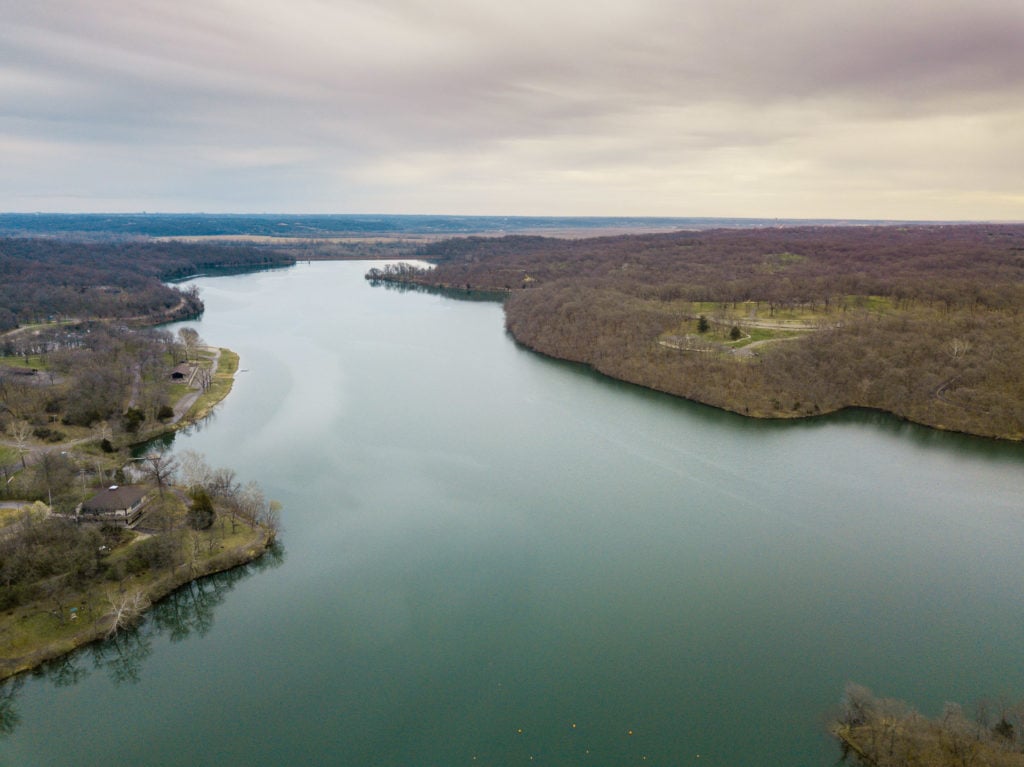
[{"x1": 0, "y1": 541, "x2": 285, "y2": 735}]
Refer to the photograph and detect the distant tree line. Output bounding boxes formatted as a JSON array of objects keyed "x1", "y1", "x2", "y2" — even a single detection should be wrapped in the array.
[
  {"x1": 0, "y1": 238, "x2": 294, "y2": 331},
  {"x1": 406, "y1": 225, "x2": 1024, "y2": 311},
  {"x1": 0, "y1": 212, "x2": 763, "y2": 239},
  {"x1": 369, "y1": 224, "x2": 1024, "y2": 440}
]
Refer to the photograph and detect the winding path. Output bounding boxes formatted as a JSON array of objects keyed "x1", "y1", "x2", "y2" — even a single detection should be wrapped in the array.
[{"x1": 171, "y1": 347, "x2": 221, "y2": 424}]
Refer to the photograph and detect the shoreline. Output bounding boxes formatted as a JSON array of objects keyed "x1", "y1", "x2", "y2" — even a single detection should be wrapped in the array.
[
  {"x1": 0, "y1": 526, "x2": 274, "y2": 682},
  {"x1": 369, "y1": 275, "x2": 1023, "y2": 443},
  {"x1": 0, "y1": 344, "x2": 268, "y2": 682},
  {"x1": 505, "y1": 331, "x2": 1024, "y2": 444}
]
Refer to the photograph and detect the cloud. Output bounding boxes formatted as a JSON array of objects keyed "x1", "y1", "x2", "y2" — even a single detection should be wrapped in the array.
[{"x1": 1, "y1": 0, "x2": 1023, "y2": 218}]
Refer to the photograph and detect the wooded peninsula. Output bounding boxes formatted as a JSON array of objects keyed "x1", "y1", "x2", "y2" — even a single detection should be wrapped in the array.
[
  {"x1": 0, "y1": 237, "x2": 290, "y2": 679},
  {"x1": 368, "y1": 224, "x2": 1024, "y2": 441}
]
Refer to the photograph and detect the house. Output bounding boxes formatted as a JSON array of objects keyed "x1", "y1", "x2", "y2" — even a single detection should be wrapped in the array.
[{"x1": 77, "y1": 485, "x2": 150, "y2": 526}]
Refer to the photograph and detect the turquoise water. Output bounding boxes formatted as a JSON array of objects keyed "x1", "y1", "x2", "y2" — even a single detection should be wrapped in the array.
[{"x1": 2, "y1": 261, "x2": 1023, "y2": 766}]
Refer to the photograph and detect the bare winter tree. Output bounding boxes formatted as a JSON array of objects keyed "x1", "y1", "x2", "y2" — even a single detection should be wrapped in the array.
[
  {"x1": 105, "y1": 588, "x2": 151, "y2": 637},
  {"x1": 10, "y1": 420, "x2": 32, "y2": 468},
  {"x1": 94, "y1": 420, "x2": 113, "y2": 443},
  {"x1": 177, "y1": 328, "x2": 202, "y2": 362},
  {"x1": 206, "y1": 466, "x2": 239, "y2": 502},
  {"x1": 195, "y1": 365, "x2": 212, "y2": 392},
  {"x1": 140, "y1": 451, "x2": 178, "y2": 497},
  {"x1": 177, "y1": 449, "x2": 212, "y2": 490}
]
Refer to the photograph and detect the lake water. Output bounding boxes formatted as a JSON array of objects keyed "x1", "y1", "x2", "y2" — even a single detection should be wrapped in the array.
[{"x1": 2, "y1": 262, "x2": 1023, "y2": 766}]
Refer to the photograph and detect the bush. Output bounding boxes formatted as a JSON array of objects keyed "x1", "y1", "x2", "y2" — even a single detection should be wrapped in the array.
[
  {"x1": 187, "y1": 487, "x2": 215, "y2": 530},
  {"x1": 103, "y1": 559, "x2": 127, "y2": 582},
  {"x1": 32, "y1": 426, "x2": 65, "y2": 442},
  {"x1": 125, "y1": 534, "x2": 180, "y2": 573},
  {"x1": 0, "y1": 583, "x2": 31, "y2": 611},
  {"x1": 187, "y1": 506, "x2": 215, "y2": 530},
  {"x1": 156, "y1": 404, "x2": 174, "y2": 421},
  {"x1": 122, "y1": 407, "x2": 145, "y2": 433}
]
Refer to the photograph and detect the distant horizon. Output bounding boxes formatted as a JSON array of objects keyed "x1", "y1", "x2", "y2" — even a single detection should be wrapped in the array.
[{"x1": 1, "y1": 211, "x2": 1012, "y2": 224}]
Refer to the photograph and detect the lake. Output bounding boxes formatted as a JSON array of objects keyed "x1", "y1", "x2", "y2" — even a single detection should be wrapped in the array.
[{"x1": 2, "y1": 261, "x2": 1023, "y2": 766}]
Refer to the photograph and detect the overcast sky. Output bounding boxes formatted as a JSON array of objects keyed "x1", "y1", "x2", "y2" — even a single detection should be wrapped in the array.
[{"x1": 2, "y1": 0, "x2": 1023, "y2": 219}]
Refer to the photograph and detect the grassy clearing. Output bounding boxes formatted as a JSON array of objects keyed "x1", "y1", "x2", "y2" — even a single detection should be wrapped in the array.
[
  {"x1": 0, "y1": 354, "x2": 48, "y2": 370},
  {"x1": 188, "y1": 348, "x2": 237, "y2": 420},
  {"x1": 727, "y1": 327, "x2": 804, "y2": 349},
  {"x1": 0, "y1": 506, "x2": 26, "y2": 527},
  {"x1": 687, "y1": 295, "x2": 900, "y2": 325}
]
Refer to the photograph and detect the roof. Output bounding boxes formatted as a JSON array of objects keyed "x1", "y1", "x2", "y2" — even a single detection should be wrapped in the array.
[{"x1": 82, "y1": 485, "x2": 149, "y2": 512}]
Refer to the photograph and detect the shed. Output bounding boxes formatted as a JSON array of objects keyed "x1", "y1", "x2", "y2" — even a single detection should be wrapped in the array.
[{"x1": 170, "y1": 363, "x2": 193, "y2": 381}]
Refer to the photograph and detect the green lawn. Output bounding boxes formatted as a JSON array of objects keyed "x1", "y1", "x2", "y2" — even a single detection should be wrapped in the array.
[{"x1": 0, "y1": 354, "x2": 48, "y2": 370}]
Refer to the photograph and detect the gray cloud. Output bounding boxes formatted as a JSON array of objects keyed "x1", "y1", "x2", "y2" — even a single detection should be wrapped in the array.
[{"x1": 1, "y1": 0, "x2": 1022, "y2": 217}]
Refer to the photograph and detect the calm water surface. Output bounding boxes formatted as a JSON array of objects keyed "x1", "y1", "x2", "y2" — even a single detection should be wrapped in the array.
[{"x1": 2, "y1": 262, "x2": 1023, "y2": 766}]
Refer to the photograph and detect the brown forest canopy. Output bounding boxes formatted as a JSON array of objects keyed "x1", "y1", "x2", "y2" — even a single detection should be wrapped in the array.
[
  {"x1": 0, "y1": 238, "x2": 294, "y2": 331},
  {"x1": 412, "y1": 224, "x2": 1024, "y2": 307},
  {"x1": 371, "y1": 224, "x2": 1024, "y2": 440}
]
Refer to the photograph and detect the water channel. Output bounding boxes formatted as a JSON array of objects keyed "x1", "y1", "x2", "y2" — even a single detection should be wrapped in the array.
[{"x1": 2, "y1": 261, "x2": 1023, "y2": 766}]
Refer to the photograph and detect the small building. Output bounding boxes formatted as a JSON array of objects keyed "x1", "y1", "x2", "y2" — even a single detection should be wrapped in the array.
[
  {"x1": 77, "y1": 485, "x2": 150, "y2": 527},
  {"x1": 170, "y1": 363, "x2": 193, "y2": 381}
]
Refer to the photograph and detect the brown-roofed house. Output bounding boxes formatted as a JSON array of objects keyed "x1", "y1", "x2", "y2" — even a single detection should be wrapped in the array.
[{"x1": 78, "y1": 485, "x2": 150, "y2": 526}]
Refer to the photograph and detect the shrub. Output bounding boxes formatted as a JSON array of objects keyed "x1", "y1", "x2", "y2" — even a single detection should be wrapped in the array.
[
  {"x1": 122, "y1": 407, "x2": 145, "y2": 433},
  {"x1": 187, "y1": 487, "x2": 215, "y2": 530},
  {"x1": 32, "y1": 426, "x2": 65, "y2": 442}
]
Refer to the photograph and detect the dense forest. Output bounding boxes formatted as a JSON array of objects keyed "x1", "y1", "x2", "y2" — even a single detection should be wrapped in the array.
[
  {"x1": 368, "y1": 224, "x2": 1024, "y2": 440},
  {"x1": 0, "y1": 238, "x2": 294, "y2": 332}
]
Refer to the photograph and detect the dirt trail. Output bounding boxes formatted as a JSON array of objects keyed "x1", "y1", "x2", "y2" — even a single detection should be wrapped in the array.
[{"x1": 171, "y1": 347, "x2": 221, "y2": 423}]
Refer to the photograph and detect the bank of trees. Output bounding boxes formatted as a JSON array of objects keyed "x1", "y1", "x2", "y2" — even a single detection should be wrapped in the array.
[
  {"x1": 503, "y1": 282, "x2": 1024, "y2": 437},
  {"x1": 410, "y1": 225, "x2": 1024, "y2": 312},
  {"x1": 0, "y1": 237, "x2": 294, "y2": 331},
  {"x1": 371, "y1": 224, "x2": 1024, "y2": 439},
  {"x1": 176, "y1": 450, "x2": 281, "y2": 538},
  {"x1": 0, "y1": 505, "x2": 108, "y2": 613},
  {"x1": 832, "y1": 684, "x2": 1024, "y2": 766},
  {"x1": 0, "y1": 324, "x2": 185, "y2": 468},
  {"x1": 0, "y1": 449, "x2": 279, "y2": 625}
]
